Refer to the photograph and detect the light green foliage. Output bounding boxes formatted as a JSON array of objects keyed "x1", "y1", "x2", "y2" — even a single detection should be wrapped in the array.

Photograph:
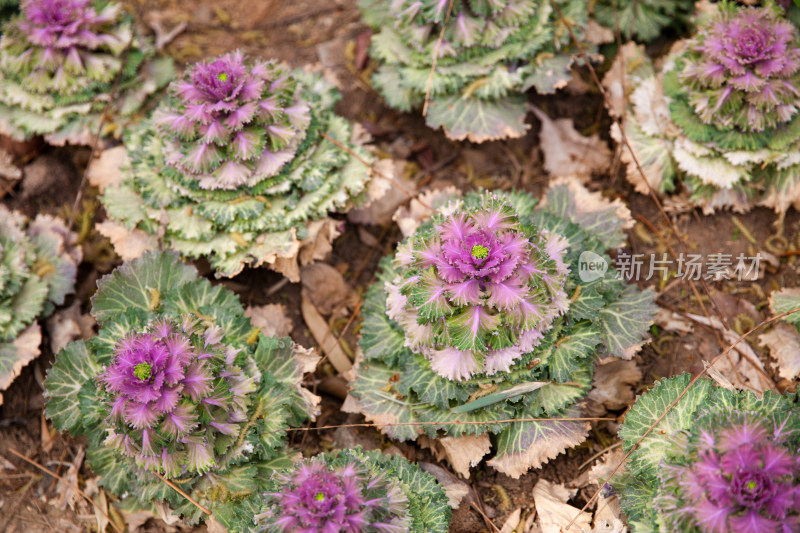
[
  {"x1": 102, "y1": 70, "x2": 373, "y2": 278},
  {"x1": 0, "y1": 206, "x2": 81, "y2": 401},
  {"x1": 360, "y1": 0, "x2": 590, "y2": 142},
  {"x1": 593, "y1": 0, "x2": 694, "y2": 42},
  {"x1": 0, "y1": 1, "x2": 173, "y2": 145}
]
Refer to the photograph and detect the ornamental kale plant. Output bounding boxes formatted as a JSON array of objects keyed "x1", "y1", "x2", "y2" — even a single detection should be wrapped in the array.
[
  {"x1": 0, "y1": 205, "x2": 81, "y2": 405},
  {"x1": 604, "y1": 2, "x2": 800, "y2": 213},
  {"x1": 359, "y1": 0, "x2": 589, "y2": 142},
  {"x1": 223, "y1": 449, "x2": 450, "y2": 532},
  {"x1": 592, "y1": 0, "x2": 694, "y2": 42},
  {"x1": 100, "y1": 51, "x2": 376, "y2": 279},
  {"x1": 44, "y1": 252, "x2": 319, "y2": 523},
  {"x1": 0, "y1": 0, "x2": 173, "y2": 145},
  {"x1": 616, "y1": 374, "x2": 800, "y2": 532},
  {"x1": 347, "y1": 180, "x2": 657, "y2": 478}
]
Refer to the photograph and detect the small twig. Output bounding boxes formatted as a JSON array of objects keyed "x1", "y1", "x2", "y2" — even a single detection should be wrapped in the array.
[
  {"x1": 152, "y1": 471, "x2": 211, "y2": 516},
  {"x1": 7, "y1": 448, "x2": 122, "y2": 533},
  {"x1": 577, "y1": 441, "x2": 623, "y2": 471}
]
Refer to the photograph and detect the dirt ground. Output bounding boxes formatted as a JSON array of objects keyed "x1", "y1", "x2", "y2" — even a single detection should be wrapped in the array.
[{"x1": 1, "y1": 1, "x2": 798, "y2": 532}]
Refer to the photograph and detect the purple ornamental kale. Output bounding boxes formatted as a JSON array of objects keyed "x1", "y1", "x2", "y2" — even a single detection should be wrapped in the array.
[
  {"x1": 657, "y1": 419, "x2": 800, "y2": 533},
  {"x1": 680, "y1": 5, "x2": 800, "y2": 132},
  {"x1": 154, "y1": 50, "x2": 311, "y2": 190},
  {"x1": 8, "y1": 0, "x2": 128, "y2": 93},
  {"x1": 99, "y1": 316, "x2": 255, "y2": 477},
  {"x1": 386, "y1": 194, "x2": 569, "y2": 381},
  {"x1": 256, "y1": 457, "x2": 409, "y2": 533}
]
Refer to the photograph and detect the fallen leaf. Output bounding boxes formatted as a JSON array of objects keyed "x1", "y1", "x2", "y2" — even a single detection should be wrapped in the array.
[
  {"x1": 0, "y1": 147, "x2": 21, "y2": 181},
  {"x1": 530, "y1": 105, "x2": 612, "y2": 182},
  {"x1": 301, "y1": 263, "x2": 357, "y2": 316},
  {"x1": 654, "y1": 309, "x2": 693, "y2": 334},
  {"x1": 46, "y1": 302, "x2": 95, "y2": 354},
  {"x1": 96, "y1": 221, "x2": 158, "y2": 261},
  {"x1": 271, "y1": 218, "x2": 341, "y2": 282},
  {"x1": 419, "y1": 462, "x2": 470, "y2": 509},
  {"x1": 586, "y1": 360, "x2": 642, "y2": 416},
  {"x1": 393, "y1": 187, "x2": 460, "y2": 237},
  {"x1": 500, "y1": 508, "x2": 522, "y2": 533},
  {"x1": 347, "y1": 160, "x2": 414, "y2": 226},
  {"x1": 41, "y1": 413, "x2": 54, "y2": 453},
  {"x1": 301, "y1": 294, "x2": 352, "y2": 374},
  {"x1": 420, "y1": 433, "x2": 491, "y2": 478},
  {"x1": 759, "y1": 323, "x2": 800, "y2": 381},
  {"x1": 244, "y1": 304, "x2": 293, "y2": 338},
  {"x1": 86, "y1": 146, "x2": 127, "y2": 192},
  {"x1": 687, "y1": 313, "x2": 773, "y2": 393},
  {"x1": 532, "y1": 479, "x2": 592, "y2": 533},
  {"x1": 83, "y1": 478, "x2": 109, "y2": 533},
  {"x1": 53, "y1": 446, "x2": 84, "y2": 511}
]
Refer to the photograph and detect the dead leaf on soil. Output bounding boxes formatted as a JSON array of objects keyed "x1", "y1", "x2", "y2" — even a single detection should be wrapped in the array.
[
  {"x1": 586, "y1": 360, "x2": 642, "y2": 416},
  {"x1": 529, "y1": 105, "x2": 612, "y2": 182},
  {"x1": 419, "y1": 433, "x2": 491, "y2": 478},
  {"x1": 301, "y1": 263, "x2": 357, "y2": 316},
  {"x1": 347, "y1": 160, "x2": 414, "y2": 226},
  {"x1": 419, "y1": 462, "x2": 470, "y2": 509},
  {"x1": 688, "y1": 313, "x2": 773, "y2": 393},
  {"x1": 96, "y1": 220, "x2": 159, "y2": 261},
  {"x1": 244, "y1": 304, "x2": 293, "y2": 338},
  {"x1": 393, "y1": 186, "x2": 460, "y2": 237},
  {"x1": 301, "y1": 294, "x2": 352, "y2": 374},
  {"x1": 52, "y1": 446, "x2": 85, "y2": 511},
  {"x1": 532, "y1": 479, "x2": 592, "y2": 533},
  {"x1": 654, "y1": 308, "x2": 693, "y2": 334},
  {"x1": 271, "y1": 218, "x2": 341, "y2": 282},
  {"x1": 759, "y1": 323, "x2": 800, "y2": 381},
  {"x1": 46, "y1": 302, "x2": 96, "y2": 354},
  {"x1": 86, "y1": 146, "x2": 127, "y2": 192},
  {"x1": 84, "y1": 478, "x2": 109, "y2": 533},
  {"x1": 500, "y1": 508, "x2": 522, "y2": 533},
  {"x1": 0, "y1": 147, "x2": 21, "y2": 181}
]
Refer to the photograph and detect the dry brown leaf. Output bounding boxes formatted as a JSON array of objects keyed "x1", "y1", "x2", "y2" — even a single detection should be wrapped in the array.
[
  {"x1": 654, "y1": 308, "x2": 693, "y2": 334},
  {"x1": 532, "y1": 479, "x2": 592, "y2": 533},
  {"x1": 347, "y1": 160, "x2": 414, "y2": 226},
  {"x1": 46, "y1": 302, "x2": 95, "y2": 354},
  {"x1": 97, "y1": 221, "x2": 158, "y2": 261},
  {"x1": 529, "y1": 106, "x2": 612, "y2": 182},
  {"x1": 244, "y1": 304, "x2": 293, "y2": 338},
  {"x1": 301, "y1": 263, "x2": 358, "y2": 316},
  {"x1": 687, "y1": 313, "x2": 772, "y2": 393},
  {"x1": 0, "y1": 147, "x2": 21, "y2": 181},
  {"x1": 759, "y1": 323, "x2": 800, "y2": 381},
  {"x1": 301, "y1": 294, "x2": 352, "y2": 374},
  {"x1": 419, "y1": 462, "x2": 470, "y2": 509},
  {"x1": 86, "y1": 146, "x2": 127, "y2": 192},
  {"x1": 500, "y1": 508, "x2": 523, "y2": 533},
  {"x1": 52, "y1": 446, "x2": 84, "y2": 511},
  {"x1": 271, "y1": 218, "x2": 341, "y2": 282},
  {"x1": 586, "y1": 360, "x2": 642, "y2": 416},
  {"x1": 83, "y1": 478, "x2": 110, "y2": 533},
  {"x1": 423, "y1": 433, "x2": 492, "y2": 478},
  {"x1": 393, "y1": 187, "x2": 460, "y2": 237}
]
